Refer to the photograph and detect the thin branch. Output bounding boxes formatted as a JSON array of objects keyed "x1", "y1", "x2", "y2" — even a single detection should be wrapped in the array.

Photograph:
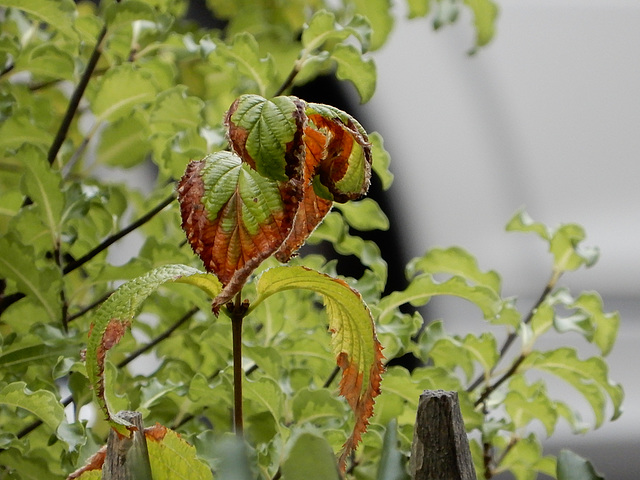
[
  {"x1": 230, "y1": 294, "x2": 248, "y2": 437},
  {"x1": 63, "y1": 193, "x2": 176, "y2": 275},
  {"x1": 272, "y1": 61, "x2": 301, "y2": 97},
  {"x1": 474, "y1": 353, "x2": 526, "y2": 407},
  {"x1": 467, "y1": 274, "x2": 559, "y2": 393},
  {"x1": 48, "y1": 25, "x2": 107, "y2": 166},
  {"x1": 322, "y1": 365, "x2": 340, "y2": 389}
]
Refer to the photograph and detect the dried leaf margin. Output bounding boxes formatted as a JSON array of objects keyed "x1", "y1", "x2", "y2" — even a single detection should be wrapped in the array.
[
  {"x1": 250, "y1": 265, "x2": 384, "y2": 471},
  {"x1": 85, "y1": 264, "x2": 221, "y2": 436}
]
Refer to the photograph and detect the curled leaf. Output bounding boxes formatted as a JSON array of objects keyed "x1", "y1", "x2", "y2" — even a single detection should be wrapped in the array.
[
  {"x1": 86, "y1": 265, "x2": 220, "y2": 435},
  {"x1": 253, "y1": 266, "x2": 384, "y2": 471}
]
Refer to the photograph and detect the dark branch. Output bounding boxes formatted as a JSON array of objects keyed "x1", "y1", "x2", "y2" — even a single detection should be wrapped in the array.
[
  {"x1": 63, "y1": 193, "x2": 175, "y2": 275},
  {"x1": 47, "y1": 25, "x2": 107, "y2": 166}
]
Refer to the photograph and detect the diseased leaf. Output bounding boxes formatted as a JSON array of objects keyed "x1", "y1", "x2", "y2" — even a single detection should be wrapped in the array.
[
  {"x1": 85, "y1": 264, "x2": 220, "y2": 435},
  {"x1": 67, "y1": 424, "x2": 212, "y2": 480},
  {"x1": 0, "y1": 382, "x2": 64, "y2": 432},
  {"x1": 177, "y1": 152, "x2": 300, "y2": 309},
  {"x1": 253, "y1": 266, "x2": 384, "y2": 471}
]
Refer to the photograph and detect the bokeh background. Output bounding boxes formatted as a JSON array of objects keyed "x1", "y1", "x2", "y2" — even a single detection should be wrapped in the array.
[{"x1": 356, "y1": 0, "x2": 639, "y2": 478}]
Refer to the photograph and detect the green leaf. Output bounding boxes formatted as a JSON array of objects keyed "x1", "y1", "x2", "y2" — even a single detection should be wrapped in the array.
[
  {"x1": 370, "y1": 132, "x2": 394, "y2": 190},
  {"x1": 376, "y1": 419, "x2": 409, "y2": 480},
  {"x1": 332, "y1": 43, "x2": 376, "y2": 103},
  {"x1": 570, "y1": 292, "x2": 619, "y2": 356},
  {"x1": 1, "y1": 0, "x2": 78, "y2": 39},
  {"x1": 0, "y1": 382, "x2": 64, "y2": 431},
  {"x1": 302, "y1": 10, "x2": 372, "y2": 54},
  {"x1": 253, "y1": 266, "x2": 384, "y2": 470},
  {"x1": 90, "y1": 64, "x2": 158, "y2": 123},
  {"x1": 104, "y1": 0, "x2": 157, "y2": 28},
  {"x1": 0, "y1": 235, "x2": 61, "y2": 321},
  {"x1": 464, "y1": 0, "x2": 499, "y2": 49},
  {"x1": 211, "y1": 33, "x2": 275, "y2": 97},
  {"x1": 334, "y1": 198, "x2": 389, "y2": 231},
  {"x1": 557, "y1": 449, "x2": 604, "y2": 480},
  {"x1": 506, "y1": 209, "x2": 551, "y2": 240},
  {"x1": 428, "y1": 333, "x2": 498, "y2": 382},
  {"x1": 407, "y1": 246, "x2": 502, "y2": 293},
  {"x1": 96, "y1": 112, "x2": 151, "y2": 168},
  {"x1": 0, "y1": 342, "x2": 81, "y2": 370},
  {"x1": 377, "y1": 273, "x2": 520, "y2": 327},
  {"x1": 406, "y1": 0, "x2": 431, "y2": 18},
  {"x1": 521, "y1": 347, "x2": 623, "y2": 428},
  {"x1": 226, "y1": 94, "x2": 302, "y2": 181},
  {"x1": 15, "y1": 43, "x2": 76, "y2": 80},
  {"x1": 85, "y1": 264, "x2": 220, "y2": 435},
  {"x1": 498, "y1": 434, "x2": 552, "y2": 480},
  {"x1": 149, "y1": 86, "x2": 204, "y2": 134},
  {"x1": 20, "y1": 144, "x2": 64, "y2": 242},
  {"x1": 0, "y1": 111, "x2": 53, "y2": 152},
  {"x1": 504, "y1": 376, "x2": 558, "y2": 436},
  {"x1": 291, "y1": 387, "x2": 346, "y2": 425},
  {"x1": 282, "y1": 429, "x2": 341, "y2": 480},
  {"x1": 352, "y1": 0, "x2": 394, "y2": 50}
]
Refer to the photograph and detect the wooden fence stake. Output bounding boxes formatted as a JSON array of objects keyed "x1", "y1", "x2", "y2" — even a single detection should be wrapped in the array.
[
  {"x1": 103, "y1": 411, "x2": 153, "y2": 480},
  {"x1": 410, "y1": 390, "x2": 477, "y2": 480}
]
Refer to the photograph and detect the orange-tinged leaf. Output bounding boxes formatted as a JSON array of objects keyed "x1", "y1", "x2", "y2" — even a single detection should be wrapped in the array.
[{"x1": 253, "y1": 266, "x2": 384, "y2": 471}]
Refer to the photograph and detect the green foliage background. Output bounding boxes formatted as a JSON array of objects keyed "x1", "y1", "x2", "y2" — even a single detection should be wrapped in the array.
[{"x1": 0, "y1": 1, "x2": 621, "y2": 479}]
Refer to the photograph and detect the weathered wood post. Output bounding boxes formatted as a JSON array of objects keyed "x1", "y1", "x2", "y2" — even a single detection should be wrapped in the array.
[
  {"x1": 103, "y1": 411, "x2": 153, "y2": 480},
  {"x1": 410, "y1": 390, "x2": 477, "y2": 480}
]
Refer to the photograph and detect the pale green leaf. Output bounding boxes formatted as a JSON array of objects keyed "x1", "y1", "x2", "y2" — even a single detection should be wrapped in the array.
[
  {"x1": 506, "y1": 209, "x2": 551, "y2": 240},
  {"x1": 282, "y1": 429, "x2": 341, "y2": 480},
  {"x1": 557, "y1": 449, "x2": 604, "y2": 480},
  {"x1": 504, "y1": 376, "x2": 558, "y2": 436},
  {"x1": 90, "y1": 64, "x2": 158, "y2": 123},
  {"x1": 334, "y1": 198, "x2": 389, "y2": 231},
  {"x1": 407, "y1": 246, "x2": 502, "y2": 293},
  {"x1": 0, "y1": 382, "x2": 64, "y2": 431},
  {"x1": 20, "y1": 144, "x2": 64, "y2": 242},
  {"x1": 353, "y1": 0, "x2": 394, "y2": 50},
  {"x1": 0, "y1": 111, "x2": 53, "y2": 151},
  {"x1": 14, "y1": 43, "x2": 76, "y2": 80},
  {"x1": 370, "y1": 132, "x2": 394, "y2": 190},
  {"x1": 104, "y1": 0, "x2": 157, "y2": 28},
  {"x1": 570, "y1": 292, "x2": 619, "y2": 356},
  {"x1": 521, "y1": 347, "x2": 623, "y2": 427},
  {"x1": 96, "y1": 112, "x2": 151, "y2": 168},
  {"x1": 242, "y1": 376, "x2": 285, "y2": 429},
  {"x1": 210, "y1": 33, "x2": 275, "y2": 97},
  {"x1": 149, "y1": 85, "x2": 204, "y2": 134},
  {"x1": 0, "y1": 235, "x2": 61, "y2": 321},
  {"x1": 406, "y1": 0, "x2": 431, "y2": 18},
  {"x1": 377, "y1": 273, "x2": 520, "y2": 327},
  {"x1": 464, "y1": 0, "x2": 499, "y2": 49},
  {"x1": 291, "y1": 387, "x2": 346, "y2": 425},
  {"x1": 0, "y1": 0, "x2": 78, "y2": 38},
  {"x1": 332, "y1": 43, "x2": 376, "y2": 103},
  {"x1": 550, "y1": 224, "x2": 599, "y2": 272}
]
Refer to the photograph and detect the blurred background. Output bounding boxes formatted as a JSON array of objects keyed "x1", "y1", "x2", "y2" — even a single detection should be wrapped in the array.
[{"x1": 355, "y1": 0, "x2": 639, "y2": 478}]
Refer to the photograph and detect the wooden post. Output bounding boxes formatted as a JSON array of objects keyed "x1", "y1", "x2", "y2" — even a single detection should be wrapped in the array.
[
  {"x1": 103, "y1": 411, "x2": 153, "y2": 480},
  {"x1": 410, "y1": 390, "x2": 476, "y2": 480}
]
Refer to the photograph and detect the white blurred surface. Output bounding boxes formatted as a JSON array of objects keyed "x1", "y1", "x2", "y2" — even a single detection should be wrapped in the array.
[{"x1": 361, "y1": 1, "x2": 640, "y2": 477}]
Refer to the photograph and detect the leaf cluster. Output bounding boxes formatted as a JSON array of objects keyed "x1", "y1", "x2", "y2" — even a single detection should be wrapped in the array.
[{"x1": 0, "y1": 1, "x2": 618, "y2": 480}]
